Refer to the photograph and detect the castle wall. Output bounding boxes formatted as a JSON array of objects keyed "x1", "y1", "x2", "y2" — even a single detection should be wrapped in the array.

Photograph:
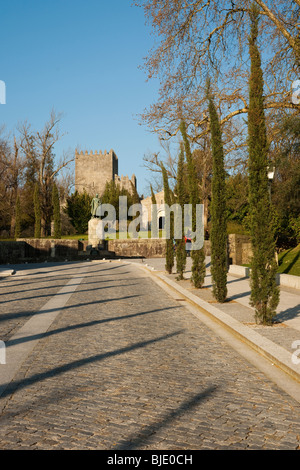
[
  {"x1": 75, "y1": 149, "x2": 118, "y2": 196},
  {"x1": 141, "y1": 190, "x2": 165, "y2": 227},
  {"x1": 75, "y1": 149, "x2": 136, "y2": 196},
  {"x1": 114, "y1": 174, "x2": 137, "y2": 194}
]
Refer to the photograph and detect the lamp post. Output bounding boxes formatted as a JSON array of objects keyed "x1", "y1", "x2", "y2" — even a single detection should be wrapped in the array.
[
  {"x1": 267, "y1": 166, "x2": 275, "y2": 202},
  {"x1": 267, "y1": 166, "x2": 278, "y2": 264}
]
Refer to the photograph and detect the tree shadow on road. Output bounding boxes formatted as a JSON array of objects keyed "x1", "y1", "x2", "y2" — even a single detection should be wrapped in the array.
[
  {"x1": 0, "y1": 282, "x2": 140, "y2": 306},
  {"x1": 115, "y1": 386, "x2": 218, "y2": 450},
  {"x1": 0, "y1": 264, "x2": 132, "y2": 290},
  {"x1": 6, "y1": 306, "x2": 179, "y2": 347},
  {"x1": 0, "y1": 294, "x2": 141, "y2": 323},
  {"x1": 227, "y1": 291, "x2": 251, "y2": 301},
  {"x1": 276, "y1": 304, "x2": 300, "y2": 322},
  {"x1": 0, "y1": 330, "x2": 184, "y2": 400}
]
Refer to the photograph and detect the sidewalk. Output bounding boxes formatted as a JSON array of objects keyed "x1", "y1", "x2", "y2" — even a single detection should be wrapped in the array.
[{"x1": 129, "y1": 257, "x2": 300, "y2": 384}]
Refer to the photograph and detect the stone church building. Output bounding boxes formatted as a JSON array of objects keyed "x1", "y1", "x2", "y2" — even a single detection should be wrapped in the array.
[{"x1": 75, "y1": 148, "x2": 137, "y2": 196}]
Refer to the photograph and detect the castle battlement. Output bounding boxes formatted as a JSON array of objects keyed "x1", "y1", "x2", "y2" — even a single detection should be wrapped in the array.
[
  {"x1": 114, "y1": 174, "x2": 137, "y2": 193},
  {"x1": 114, "y1": 174, "x2": 136, "y2": 182},
  {"x1": 75, "y1": 149, "x2": 118, "y2": 159},
  {"x1": 75, "y1": 147, "x2": 136, "y2": 197}
]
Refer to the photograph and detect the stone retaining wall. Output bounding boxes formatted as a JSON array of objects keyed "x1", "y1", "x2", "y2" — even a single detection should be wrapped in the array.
[
  {"x1": 228, "y1": 234, "x2": 252, "y2": 265},
  {"x1": 0, "y1": 234, "x2": 249, "y2": 263},
  {"x1": 0, "y1": 239, "x2": 84, "y2": 262},
  {"x1": 17, "y1": 239, "x2": 81, "y2": 259},
  {"x1": 107, "y1": 239, "x2": 166, "y2": 258},
  {"x1": 0, "y1": 241, "x2": 27, "y2": 263}
]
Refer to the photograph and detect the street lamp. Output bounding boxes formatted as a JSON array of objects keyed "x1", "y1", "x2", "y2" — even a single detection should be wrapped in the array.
[
  {"x1": 267, "y1": 166, "x2": 278, "y2": 264},
  {"x1": 267, "y1": 166, "x2": 275, "y2": 202}
]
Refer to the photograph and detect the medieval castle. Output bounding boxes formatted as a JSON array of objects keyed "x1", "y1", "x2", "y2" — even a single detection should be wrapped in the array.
[{"x1": 75, "y1": 149, "x2": 137, "y2": 196}]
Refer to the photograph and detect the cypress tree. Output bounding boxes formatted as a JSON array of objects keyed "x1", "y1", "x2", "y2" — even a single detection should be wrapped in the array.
[
  {"x1": 175, "y1": 143, "x2": 187, "y2": 280},
  {"x1": 207, "y1": 86, "x2": 228, "y2": 302},
  {"x1": 248, "y1": 4, "x2": 280, "y2": 324},
  {"x1": 14, "y1": 195, "x2": 21, "y2": 239},
  {"x1": 180, "y1": 121, "x2": 206, "y2": 288},
  {"x1": 130, "y1": 181, "x2": 140, "y2": 205},
  {"x1": 161, "y1": 162, "x2": 174, "y2": 274},
  {"x1": 130, "y1": 181, "x2": 141, "y2": 234},
  {"x1": 150, "y1": 184, "x2": 158, "y2": 238},
  {"x1": 34, "y1": 183, "x2": 41, "y2": 238},
  {"x1": 52, "y1": 183, "x2": 61, "y2": 239}
]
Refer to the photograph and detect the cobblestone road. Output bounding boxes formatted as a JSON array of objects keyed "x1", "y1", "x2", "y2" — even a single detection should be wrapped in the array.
[{"x1": 0, "y1": 261, "x2": 300, "y2": 450}]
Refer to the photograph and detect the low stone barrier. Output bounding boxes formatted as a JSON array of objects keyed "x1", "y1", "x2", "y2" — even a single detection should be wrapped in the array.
[
  {"x1": 107, "y1": 239, "x2": 211, "y2": 258},
  {"x1": 0, "y1": 241, "x2": 27, "y2": 263},
  {"x1": 278, "y1": 273, "x2": 300, "y2": 290},
  {"x1": 0, "y1": 239, "x2": 85, "y2": 263},
  {"x1": 228, "y1": 234, "x2": 252, "y2": 265},
  {"x1": 16, "y1": 238, "x2": 81, "y2": 259},
  {"x1": 107, "y1": 239, "x2": 166, "y2": 258},
  {"x1": 228, "y1": 264, "x2": 299, "y2": 290},
  {"x1": 228, "y1": 265, "x2": 250, "y2": 277}
]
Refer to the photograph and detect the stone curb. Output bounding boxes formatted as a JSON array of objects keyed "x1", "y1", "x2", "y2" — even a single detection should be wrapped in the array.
[
  {"x1": 132, "y1": 263, "x2": 300, "y2": 385},
  {"x1": 0, "y1": 269, "x2": 15, "y2": 277}
]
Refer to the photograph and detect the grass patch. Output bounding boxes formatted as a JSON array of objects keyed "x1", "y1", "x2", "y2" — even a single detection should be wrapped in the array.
[
  {"x1": 227, "y1": 221, "x2": 249, "y2": 235},
  {"x1": 243, "y1": 245, "x2": 300, "y2": 276},
  {"x1": 63, "y1": 230, "x2": 167, "y2": 240},
  {"x1": 61, "y1": 234, "x2": 88, "y2": 240},
  {"x1": 101, "y1": 230, "x2": 167, "y2": 240},
  {"x1": 278, "y1": 245, "x2": 300, "y2": 277}
]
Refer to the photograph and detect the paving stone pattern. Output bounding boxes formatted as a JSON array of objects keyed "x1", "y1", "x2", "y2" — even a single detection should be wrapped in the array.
[{"x1": 0, "y1": 262, "x2": 300, "y2": 450}]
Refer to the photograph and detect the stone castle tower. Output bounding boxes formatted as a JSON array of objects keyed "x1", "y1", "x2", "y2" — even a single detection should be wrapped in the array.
[{"x1": 75, "y1": 149, "x2": 137, "y2": 196}]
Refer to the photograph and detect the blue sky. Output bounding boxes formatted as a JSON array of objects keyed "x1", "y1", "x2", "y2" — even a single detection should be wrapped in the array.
[{"x1": 0, "y1": 0, "x2": 161, "y2": 195}]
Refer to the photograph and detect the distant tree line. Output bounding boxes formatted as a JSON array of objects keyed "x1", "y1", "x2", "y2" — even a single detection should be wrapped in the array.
[{"x1": 0, "y1": 111, "x2": 73, "y2": 239}]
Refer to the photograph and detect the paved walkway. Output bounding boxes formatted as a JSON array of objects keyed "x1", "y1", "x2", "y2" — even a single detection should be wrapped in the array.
[
  {"x1": 0, "y1": 259, "x2": 299, "y2": 450},
  {"x1": 131, "y1": 257, "x2": 300, "y2": 380}
]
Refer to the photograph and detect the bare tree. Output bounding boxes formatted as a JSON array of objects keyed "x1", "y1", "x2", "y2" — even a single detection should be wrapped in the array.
[
  {"x1": 136, "y1": 0, "x2": 300, "y2": 159},
  {"x1": 19, "y1": 111, "x2": 73, "y2": 236},
  {"x1": 0, "y1": 128, "x2": 25, "y2": 236}
]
